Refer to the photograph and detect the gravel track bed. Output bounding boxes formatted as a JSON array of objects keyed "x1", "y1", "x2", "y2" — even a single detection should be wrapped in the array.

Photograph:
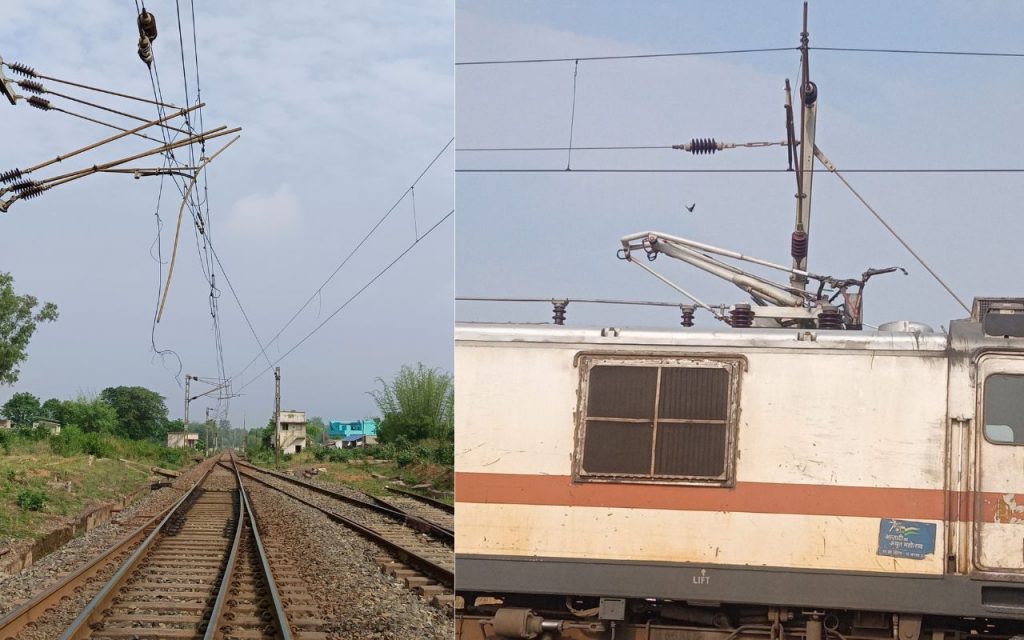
[
  {"x1": 0, "y1": 458, "x2": 215, "y2": 629},
  {"x1": 241, "y1": 467, "x2": 453, "y2": 567},
  {"x1": 281, "y1": 470, "x2": 454, "y2": 531},
  {"x1": 376, "y1": 494, "x2": 454, "y2": 532},
  {"x1": 245, "y1": 479, "x2": 452, "y2": 639}
]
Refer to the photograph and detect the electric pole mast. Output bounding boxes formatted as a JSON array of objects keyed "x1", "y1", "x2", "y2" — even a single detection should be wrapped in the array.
[
  {"x1": 205, "y1": 406, "x2": 212, "y2": 456},
  {"x1": 183, "y1": 374, "x2": 191, "y2": 467},
  {"x1": 789, "y1": 1, "x2": 817, "y2": 291},
  {"x1": 274, "y1": 367, "x2": 281, "y2": 470}
]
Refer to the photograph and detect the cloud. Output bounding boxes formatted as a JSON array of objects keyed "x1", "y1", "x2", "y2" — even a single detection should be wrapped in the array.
[{"x1": 226, "y1": 184, "x2": 301, "y2": 235}]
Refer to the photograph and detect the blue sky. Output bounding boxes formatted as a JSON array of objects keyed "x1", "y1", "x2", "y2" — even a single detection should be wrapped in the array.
[
  {"x1": 456, "y1": 1, "x2": 1024, "y2": 331},
  {"x1": 1, "y1": 1, "x2": 453, "y2": 426}
]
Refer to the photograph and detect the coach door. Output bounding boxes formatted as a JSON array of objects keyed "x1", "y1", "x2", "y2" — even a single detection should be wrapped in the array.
[{"x1": 974, "y1": 354, "x2": 1024, "y2": 575}]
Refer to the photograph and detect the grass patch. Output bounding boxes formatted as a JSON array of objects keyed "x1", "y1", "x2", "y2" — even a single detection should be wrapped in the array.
[
  {"x1": 0, "y1": 432, "x2": 180, "y2": 540},
  {"x1": 249, "y1": 446, "x2": 452, "y2": 502}
]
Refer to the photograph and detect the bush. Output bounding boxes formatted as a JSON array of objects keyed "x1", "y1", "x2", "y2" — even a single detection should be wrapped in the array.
[
  {"x1": 14, "y1": 425, "x2": 48, "y2": 441},
  {"x1": 0, "y1": 429, "x2": 9, "y2": 454},
  {"x1": 431, "y1": 441, "x2": 454, "y2": 466},
  {"x1": 50, "y1": 425, "x2": 85, "y2": 456},
  {"x1": 81, "y1": 433, "x2": 115, "y2": 458},
  {"x1": 16, "y1": 488, "x2": 48, "y2": 511}
]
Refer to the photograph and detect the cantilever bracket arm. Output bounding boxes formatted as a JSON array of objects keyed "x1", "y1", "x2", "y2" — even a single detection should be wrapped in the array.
[{"x1": 620, "y1": 231, "x2": 809, "y2": 308}]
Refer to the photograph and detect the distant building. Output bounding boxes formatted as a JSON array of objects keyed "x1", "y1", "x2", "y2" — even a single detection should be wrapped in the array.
[
  {"x1": 340, "y1": 434, "x2": 378, "y2": 448},
  {"x1": 278, "y1": 410, "x2": 307, "y2": 455},
  {"x1": 327, "y1": 419, "x2": 378, "y2": 440},
  {"x1": 167, "y1": 431, "x2": 200, "y2": 448},
  {"x1": 32, "y1": 419, "x2": 61, "y2": 434},
  {"x1": 0, "y1": 419, "x2": 11, "y2": 430}
]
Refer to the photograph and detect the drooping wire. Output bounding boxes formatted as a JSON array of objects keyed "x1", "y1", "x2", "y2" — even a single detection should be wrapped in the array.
[{"x1": 136, "y1": 0, "x2": 234, "y2": 398}]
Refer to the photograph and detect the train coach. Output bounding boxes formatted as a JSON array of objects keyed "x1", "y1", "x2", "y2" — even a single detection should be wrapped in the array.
[{"x1": 455, "y1": 298, "x2": 1024, "y2": 640}]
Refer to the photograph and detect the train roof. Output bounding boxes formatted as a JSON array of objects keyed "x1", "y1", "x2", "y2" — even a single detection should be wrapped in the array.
[{"x1": 455, "y1": 322, "x2": 950, "y2": 353}]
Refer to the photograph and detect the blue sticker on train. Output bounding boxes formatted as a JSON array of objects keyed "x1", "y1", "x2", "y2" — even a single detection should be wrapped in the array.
[{"x1": 877, "y1": 519, "x2": 936, "y2": 559}]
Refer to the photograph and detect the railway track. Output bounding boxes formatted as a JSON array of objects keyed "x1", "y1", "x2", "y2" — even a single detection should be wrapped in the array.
[
  {"x1": 381, "y1": 487, "x2": 454, "y2": 533},
  {"x1": 0, "y1": 455, "x2": 325, "y2": 640},
  {"x1": 230, "y1": 458, "x2": 454, "y2": 602},
  {"x1": 234, "y1": 460, "x2": 453, "y2": 541}
]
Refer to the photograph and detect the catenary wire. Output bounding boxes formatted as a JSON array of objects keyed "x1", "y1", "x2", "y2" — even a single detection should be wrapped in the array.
[
  {"x1": 234, "y1": 209, "x2": 455, "y2": 393},
  {"x1": 456, "y1": 46, "x2": 796, "y2": 65},
  {"x1": 811, "y1": 46, "x2": 1024, "y2": 58},
  {"x1": 457, "y1": 168, "x2": 1024, "y2": 173},
  {"x1": 228, "y1": 138, "x2": 453, "y2": 382},
  {"x1": 456, "y1": 45, "x2": 1024, "y2": 66}
]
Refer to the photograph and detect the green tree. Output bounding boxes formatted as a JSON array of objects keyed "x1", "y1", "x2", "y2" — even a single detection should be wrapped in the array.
[
  {"x1": 61, "y1": 395, "x2": 118, "y2": 433},
  {"x1": 40, "y1": 397, "x2": 62, "y2": 421},
  {"x1": 369, "y1": 363, "x2": 453, "y2": 444},
  {"x1": 0, "y1": 272, "x2": 58, "y2": 386},
  {"x1": 307, "y1": 415, "x2": 326, "y2": 445},
  {"x1": 100, "y1": 386, "x2": 169, "y2": 440},
  {"x1": 2, "y1": 391, "x2": 41, "y2": 426}
]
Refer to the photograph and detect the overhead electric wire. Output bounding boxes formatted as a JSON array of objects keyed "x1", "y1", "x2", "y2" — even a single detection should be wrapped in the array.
[
  {"x1": 457, "y1": 167, "x2": 1024, "y2": 174},
  {"x1": 234, "y1": 208, "x2": 455, "y2": 393},
  {"x1": 207, "y1": 241, "x2": 274, "y2": 370},
  {"x1": 458, "y1": 144, "x2": 674, "y2": 151},
  {"x1": 175, "y1": 0, "x2": 227, "y2": 417},
  {"x1": 2, "y1": 61, "x2": 178, "y2": 108},
  {"x1": 228, "y1": 137, "x2": 454, "y2": 382},
  {"x1": 814, "y1": 149, "x2": 970, "y2": 313},
  {"x1": 135, "y1": 0, "x2": 235, "y2": 400},
  {"x1": 456, "y1": 46, "x2": 796, "y2": 65},
  {"x1": 457, "y1": 44, "x2": 1024, "y2": 67},
  {"x1": 23, "y1": 84, "x2": 193, "y2": 136},
  {"x1": 811, "y1": 46, "x2": 1024, "y2": 58}
]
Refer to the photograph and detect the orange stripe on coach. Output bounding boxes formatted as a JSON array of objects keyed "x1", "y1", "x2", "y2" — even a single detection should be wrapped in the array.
[{"x1": 454, "y1": 472, "x2": 1014, "y2": 521}]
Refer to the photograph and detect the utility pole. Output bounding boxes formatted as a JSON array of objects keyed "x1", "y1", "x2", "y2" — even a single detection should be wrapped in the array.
[
  {"x1": 274, "y1": 367, "x2": 281, "y2": 470},
  {"x1": 182, "y1": 374, "x2": 191, "y2": 467},
  {"x1": 205, "y1": 406, "x2": 212, "y2": 456}
]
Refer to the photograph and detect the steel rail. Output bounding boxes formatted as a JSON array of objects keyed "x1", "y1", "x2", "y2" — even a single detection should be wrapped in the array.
[
  {"x1": 367, "y1": 493, "x2": 454, "y2": 538},
  {"x1": 234, "y1": 459, "x2": 453, "y2": 543},
  {"x1": 230, "y1": 463, "x2": 453, "y2": 587},
  {"x1": 386, "y1": 485, "x2": 455, "y2": 514},
  {"x1": 205, "y1": 455, "x2": 291, "y2": 639},
  {"x1": 58, "y1": 463, "x2": 222, "y2": 640},
  {"x1": 0, "y1": 462, "x2": 215, "y2": 640}
]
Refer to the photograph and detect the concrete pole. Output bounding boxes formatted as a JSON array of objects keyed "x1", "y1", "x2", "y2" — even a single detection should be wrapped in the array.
[
  {"x1": 274, "y1": 367, "x2": 281, "y2": 470},
  {"x1": 182, "y1": 374, "x2": 191, "y2": 467},
  {"x1": 205, "y1": 407, "x2": 212, "y2": 456}
]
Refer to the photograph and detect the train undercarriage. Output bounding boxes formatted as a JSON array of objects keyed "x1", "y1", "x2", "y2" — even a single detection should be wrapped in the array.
[{"x1": 457, "y1": 594, "x2": 1024, "y2": 640}]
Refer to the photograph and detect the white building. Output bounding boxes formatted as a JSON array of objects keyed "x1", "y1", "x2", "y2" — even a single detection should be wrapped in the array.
[
  {"x1": 167, "y1": 431, "x2": 200, "y2": 448},
  {"x1": 277, "y1": 410, "x2": 307, "y2": 455},
  {"x1": 32, "y1": 419, "x2": 61, "y2": 434}
]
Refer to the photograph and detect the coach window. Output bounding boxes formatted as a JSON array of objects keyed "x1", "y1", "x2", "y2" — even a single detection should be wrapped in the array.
[
  {"x1": 984, "y1": 374, "x2": 1024, "y2": 445},
  {"x1": 576, "y1": 357, "x2": 741, "y2": 485}
]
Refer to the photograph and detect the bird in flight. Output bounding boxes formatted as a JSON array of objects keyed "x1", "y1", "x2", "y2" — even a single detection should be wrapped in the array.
[{"x1": 684, "y1": 202, "x2": 696, "y2": 213}]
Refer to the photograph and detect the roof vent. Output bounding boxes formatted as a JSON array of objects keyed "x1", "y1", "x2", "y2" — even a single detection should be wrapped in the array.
[
  {"x1": 983, "y1": 302, "x2": 1024, "y2": 338},
  {"x1": 972, "y1": 297, "x2": 1024, "y2": 321},
  {"x1": 877, "y1": 320, "x2": 934, "y2": 334}
]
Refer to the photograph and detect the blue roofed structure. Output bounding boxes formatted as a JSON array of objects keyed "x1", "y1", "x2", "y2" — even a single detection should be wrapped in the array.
[{"x1": 328, "y1": 418, "x2": 378, "y2": 440}]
